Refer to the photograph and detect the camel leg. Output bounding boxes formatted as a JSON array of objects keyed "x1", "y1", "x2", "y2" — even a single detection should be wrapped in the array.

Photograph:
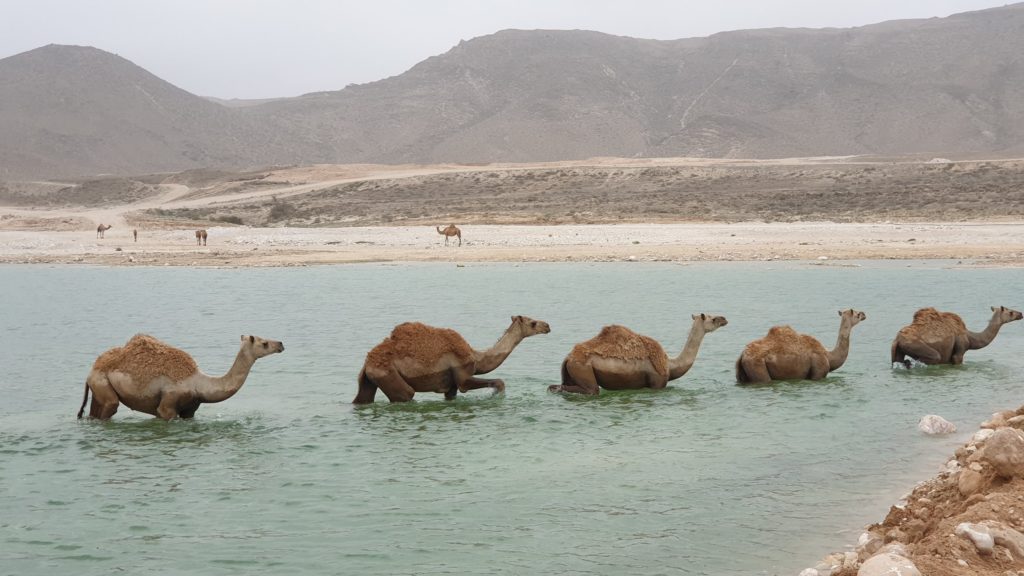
[
  {"x1": 156, "y1": 393, "x2": 181, "y2": 420},
  {"x1": 950, "y1": 338, "x2": 969, "y2": 365},
  {"x1": 353, "y1": 370, "x2": 378, "y2": 404},
  {"x1": 738, "y1": 357, "x2": 772, "y2": 384},
  {"x1": 897, "y1": 340, "x2": 944, "y2": 366},
  {"x1": 374, "y1": 371, "x2": 416, "y2": 403},
  {"x1": 549, "y1": 361, "x2": 600, "y2": 395},
  {"x1": 808, "y1": 356, "x2": 830, "y2": 380},
  {"x1": 178, "y1": 399, "x2": 201, "y2": 419},
  {"x1": 87, "y1": 374, "x2": 120, "y2": 420},
  {"x1": 459, "y1": 376, "x2": 505, "y2": 395}
]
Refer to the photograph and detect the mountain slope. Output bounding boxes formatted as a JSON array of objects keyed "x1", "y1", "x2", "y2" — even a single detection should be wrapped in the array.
[
  {"x1": 0, "y1": 44, "x2": 296, "y2": 179},
  {"x1": 2, "y1": 3, "x2": 1023, "y2": 179}
]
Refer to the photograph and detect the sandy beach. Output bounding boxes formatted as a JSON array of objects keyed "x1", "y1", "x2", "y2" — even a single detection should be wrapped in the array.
[{"x1": 0, "y1": 221, "x2": 1022, "y2": 267}]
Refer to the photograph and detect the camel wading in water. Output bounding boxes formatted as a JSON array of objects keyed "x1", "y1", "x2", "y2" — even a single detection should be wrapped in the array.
[
  {"x1": 436, "y1": 224, "x2": 462, "y2": 246},
  {"x1": 550, "y1": 313, "x2": 728, "y2": 395},
  {"x1": 78, "y1": 334, "x2": 284, "y2": 420},
  {"x1": 736, "y1": 309, "x2": 866, "y2": 384},
  {"x1": 354, "y1": 315, "x2": 551, "y2": 404},
  {"x1": 891, "y1": 306, "x2": 1022, "y2": 368},
  {"x1": 96, "y1": 224, "x2": 112, "y2": 239},
  {"x1": 196, "y1": 229, "x2": 208, "y2": 246}
]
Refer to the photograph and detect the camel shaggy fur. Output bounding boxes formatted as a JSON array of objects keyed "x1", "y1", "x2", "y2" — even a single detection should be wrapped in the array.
[
  {"x1": 891, "y1": 306, "x2": 1022, "y2": 367},
  {"x1": 550, "y1": 313, "x2": 728, "y2": 395},
  {"x1": 78, "y1": 333, "x2": 284, "y2": 420},
  {"x1": 736, "y1": 309, "x2": 866, "y2": 384},
  {"x1": 354, "y1": 315, "x2": 550, "y2": 403}
]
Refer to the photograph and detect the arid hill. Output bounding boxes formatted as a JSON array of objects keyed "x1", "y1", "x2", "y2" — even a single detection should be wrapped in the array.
[{"x1": 1, "y1": 4, "x2": 1024, "y2": 179}]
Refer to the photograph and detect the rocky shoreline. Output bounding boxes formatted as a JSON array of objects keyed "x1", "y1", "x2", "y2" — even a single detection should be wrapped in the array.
[{"x1": 800, "y1": 408, "x2": 1024, "y2": 576}]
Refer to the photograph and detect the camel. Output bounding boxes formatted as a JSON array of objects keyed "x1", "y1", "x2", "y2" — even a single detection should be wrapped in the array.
[
  {"x1": 353, "y1": 315, "x2": 550, "y2": 404},
  {"x1": 77, "y1": 333, "x2": 284, "y2": 420},
  {"x1": 736, "y1": 309, "x2": 866, "y2": 384},
  {"x1": 133, "y1": 229, "x2": 137, "y2": 242},
  {"x1": 436, "y1": 224, "x2": 462, "y2": 246},
  {"x1": 891, "y1": 306, "x2": 1022, "y2": 368},
  {"x1": 96, "y1": 224, "x2": 111, "y2": 239},
  {"x1": 549, "y1": 313, "x2": 728, "y2": 395},
  {"x1": 196, "y1": 229, "x2": 208, "y2": 246}
]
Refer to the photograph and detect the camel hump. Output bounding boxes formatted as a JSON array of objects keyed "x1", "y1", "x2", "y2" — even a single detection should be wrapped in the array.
[
  {"x1": 903, "y1": 307, "x2": 966, "y2": 336},
  {"x1": 744, "y1": 325, "x2": 823, "y2": 357},
  {"x1": 767, "y1": 325, "x2": 799, "y2": 339},
  {"x1": 570, "y1": 324, "x2": 668, "y2": 376},
  {"x1": 366, "y1": 322, "x2": 474, "y2": 369},
  {"x1": 93, "y1": 333, "x2": 198, "y2": 383}
]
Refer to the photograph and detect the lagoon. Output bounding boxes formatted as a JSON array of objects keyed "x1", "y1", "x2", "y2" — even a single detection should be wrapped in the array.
[{"x1": 2, "y1": 262, "x2": 1023, "y2": 575}]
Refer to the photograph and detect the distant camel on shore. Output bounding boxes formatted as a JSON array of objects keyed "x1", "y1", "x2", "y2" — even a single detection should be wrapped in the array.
[
  {"x1": 96, "y1": 224, "x2": 111, "y2": 239},
  {"x1": 436, "y1": 224, "x2": 461, "y2": 246},
  {"x1": 196, "y1": 229, "x2": 207, "y2": 246}
]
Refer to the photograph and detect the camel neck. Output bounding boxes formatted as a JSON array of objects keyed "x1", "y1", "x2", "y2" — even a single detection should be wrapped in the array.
[
  {"x1": 668, "y1": 319, "x2": 706, "y2": 381},
  {"x1": 968, "y1": 315, "x2": 1003, "y2": 350},
  {"x1": 473, "y1": 325, "x2": 523, "y2": 375},
  {"x1": 827, "y1": 320, "x2": 853, "y2": 371},
  {"x1": 200, "y1": 347, "x2": 256, "y2": 403}
]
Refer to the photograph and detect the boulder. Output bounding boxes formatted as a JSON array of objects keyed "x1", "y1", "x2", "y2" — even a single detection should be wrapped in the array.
[
  {"x1": 918, "y1": 414, "x2": 957, "y2": 435},
  {"x1": 958, "y1": 469, "x2": 987, "y2": 496},
  {"x1": 956, "y1": 522, "x2": 995, "y2": 555},
  {"x1": 857, "y1": 553, "x2": 921, "y2": 576},
  {"x1": 980, "y1": 428, "x2": 1024, "y2": 478}
]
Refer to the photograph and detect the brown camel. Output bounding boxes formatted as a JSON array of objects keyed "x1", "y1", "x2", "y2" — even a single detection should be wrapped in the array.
[
  {"x1": 736, "y1": 309, "x2": 866, "y2": 384},
  {"x1": 353, "y1": 315, "x2": 550, "y2": 404},
  {"x1": 96, "y1": 224, "x2": 112, "y2": 239},
  {"x1": 436, "y1": 224, "x2": 462, "y2": 246},
  {"x1": 196, "y1": 229, "x2": 208, "y2": 246},
  {"x1": 133, "y1": 229, "x2": 138, "y2": 242},
  {"x1": 549, "y1": 313, "x2": 728, "y2": 395},
  {"x1": 78, "y1": 333, "x2": 284, "y2": 420},
  {"x1": 891, "y1": 306, "x2": 1022, "y2": 368}
]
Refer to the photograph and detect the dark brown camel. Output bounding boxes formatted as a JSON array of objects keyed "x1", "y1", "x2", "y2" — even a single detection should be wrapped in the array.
[{"x1": 196, "y1": 229, "x2": 208, "y2": 246}]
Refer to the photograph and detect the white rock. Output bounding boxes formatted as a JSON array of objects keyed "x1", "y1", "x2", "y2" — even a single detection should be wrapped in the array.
[
  {"x1": 817, "y1": 255, "x2": 829, "y2": 260},
  {"x1": 918, "y1": 414, "x2": 957, "y2": 435},
  {"x1": 956, "y1": 522, "x2": 995, "y2": 554},
  {"x1": 857, "y1": 553, "x2": 921, "y2": 576},
  {"x1": 974, "y1": 428, "x2": 996, "y2": 444},
  {"x1": 799, "y1": 569, "x2": 819, "y2": 576}
]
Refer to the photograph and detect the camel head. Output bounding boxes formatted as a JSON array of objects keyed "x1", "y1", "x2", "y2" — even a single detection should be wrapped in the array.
[
  {"x1": 692, "y1": 313, "x2": 728, "y2": 332},
  {"x1": 838, "y1": 309, "x2": 867, "y2": 328},
  {"x1": 991, "y1": 305, "x2": 1023, "y2": 325},
  {"x1": 240, "y1": 334, "x2": 285, "y2": 359},
  {"x1": 511, "y1": 315, "x2": 551, "y2": 337}
]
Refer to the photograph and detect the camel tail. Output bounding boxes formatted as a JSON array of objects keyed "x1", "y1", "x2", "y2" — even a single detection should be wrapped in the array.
[
  {"x1": 353, "y1": 369, "x2": 378, "y2": 405},
  {"x1": 735, "y1": 356, "x2": 751, "y2": 384},
  {"x1": 77, "y1": 381, "x2": 90, "y2": 419},
  {"x1": 560, "y1": 360, "x2": 571, "y2": 385}
]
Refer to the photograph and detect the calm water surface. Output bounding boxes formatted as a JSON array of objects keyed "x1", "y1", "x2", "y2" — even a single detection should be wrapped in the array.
[{"x1": 2, "y1": 262, "x2": 1023, "y2": 575}]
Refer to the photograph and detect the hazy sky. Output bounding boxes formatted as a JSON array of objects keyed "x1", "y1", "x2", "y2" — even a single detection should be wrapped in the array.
[{"x1": 0, "y1": 0, "x2": 1012, "y2": 99}]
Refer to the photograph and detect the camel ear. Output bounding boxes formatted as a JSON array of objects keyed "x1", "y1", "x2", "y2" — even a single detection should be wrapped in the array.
[
  {"x1": 992, "y1": 306, "x2": 998, "y2": 312},
  {"x1": 249, "y1": 335, "x2": 255, "y2": 344},
  {"x1": 241, "y1": 334, "x2": 246, "y2": 341},
  {"x1": 701, "y1": 313, "x2": 706, "y2": 320}
]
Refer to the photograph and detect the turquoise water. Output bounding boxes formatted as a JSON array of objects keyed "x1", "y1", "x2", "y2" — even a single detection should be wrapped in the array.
[{"x1": 2, "y1": 262, "x2": 1023, "y2": 576}]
